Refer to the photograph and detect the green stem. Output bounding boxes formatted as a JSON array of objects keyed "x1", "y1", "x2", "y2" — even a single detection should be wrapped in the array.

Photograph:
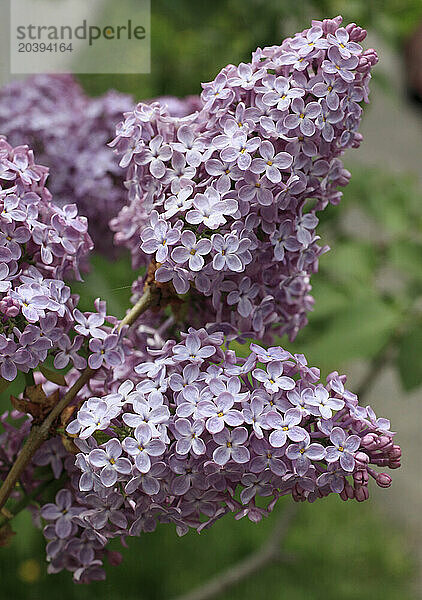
[{"x1": 0, "y1": 477, "x2": 56, "y2": 529}]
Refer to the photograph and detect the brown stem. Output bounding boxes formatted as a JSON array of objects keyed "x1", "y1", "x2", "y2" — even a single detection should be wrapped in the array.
[
  {"x1": 0, "y1": 288, "x2": 155, "y2": 511},
  {"x1": 171, "y1": 503, "x2": 298, "y2": 600}
]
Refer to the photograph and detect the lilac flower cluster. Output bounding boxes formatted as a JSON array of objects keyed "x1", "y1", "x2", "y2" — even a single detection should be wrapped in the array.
[
  {"x1": 45, "y1": 328, "x2": 400, "y2": 582},
  {"x1": 0, "y1": 139, "x2": 98, "y2": 380},
  {"x1": 111, "y1": 16, "x2": 376, "y2": 342},
  {"x1": 0, "y1": 75, "x2": 204, "y2": 255}
]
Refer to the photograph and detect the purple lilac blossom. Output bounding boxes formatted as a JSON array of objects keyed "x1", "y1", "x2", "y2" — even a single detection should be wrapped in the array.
[
  {"x1": 45, "y1": 323, "x2": 401, "y2": 583},
  {"x1": 110, "y1": 17, "x2": 377, "y2": 344}
]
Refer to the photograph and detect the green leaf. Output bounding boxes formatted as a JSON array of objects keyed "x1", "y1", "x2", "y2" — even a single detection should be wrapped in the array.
[
  {"x1": 397, "y1": 325, "x2": 422, "y2": 391},
  {"x1": 38, "y1": 366, "x2": 67, "y2": 387},
  {"x1": 388, "y1": 241, "x2": 422, "y2": 282},
  {"x1": 0, "y1": 378, "x2": 11, "y2": 394},
  {"x1": 290, "y1": 294, "x2": 400, "y2": 373},
  {"x1": 310, "y1": 279, "x2": 350, "y2": 320},
  {"x1": 319, "y1": 241, "x2": 377, "y2": 289}
]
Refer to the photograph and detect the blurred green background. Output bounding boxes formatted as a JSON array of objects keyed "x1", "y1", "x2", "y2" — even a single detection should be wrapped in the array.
[{"x1": 2, "y1": 0, "x2": 422, "y2": 598}]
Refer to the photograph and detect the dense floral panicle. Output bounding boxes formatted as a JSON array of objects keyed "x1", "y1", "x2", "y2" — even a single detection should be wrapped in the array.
[
  {"x1": 43, "y1": 326, "x2": 400, "y2": 582},
  {"x1": 111, "y1": 16, "x2": 377, "y2": 342},
  {"x1": 0, "y1": 138, "x2": 125, "y2": 380}
]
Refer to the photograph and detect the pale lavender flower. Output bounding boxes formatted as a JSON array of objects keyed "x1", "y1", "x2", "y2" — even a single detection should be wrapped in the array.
[
  {"x1": 172, "y1": 125, "x2": 204, "y2": 167},
  {"x1": 174, "y1": 418, "x2": 206, "y2": 455},
  {"x1": 212, "y1": 234, "x2": 250, "y2": 272},
  {"x1": 198, "y1": 392, "x2": 243, "y2": 434},
  {"x1": 186, "y1": 187, "x2": 238, "y2": 230},
  {"x1": 41, "y1": 490, "x2": 82, "y2": 539},
  {"x1": 285, "y1": 432, "x2": 326, "y2": 475},
  {"x1": 172, "y1": 332, "x2": 215, "y2": 364},
  {"x1": 267, "y1": 408, "x2": 307, "y2": 447},
  {"x1": 219, "y1": 132, "x2": 260, "y2": 170},
  {"x1": 136, "y1": 135, "x2": 172, "y2": 178},
  {"x1": 322, "y1": 47, "x2": 359, "y2": 83},
  {"x1": 212, "y1": 427, "x2": 250, "y2": 465},
  {"x1": 290, "y1": 26, "x2": 329, "y2": 56},
  {"x1": 327, "y1": 28, "x2": 362, "y2": 59},
  {"x1": 171, "y1": 231, "x2": 212, "y2": 272},
  {"x1": 250, "y1": 140, "x2": 292, "y2": 183},
  {"x1": 304, "y1": 385, "x2": 345, "y2": 419},
  {"x1": 311, "y1": 74, "x2": 347, "y2": 110},
  {"x1": 325, "y1": 426, "x2": 361, "y2": 471},
  {"x1": 122, "y1": 425, "x2": 166, "y2": 473},
  {"x1": 141, "y1": 219, "x2": 180, "y2": 263},
  {"x1": 283, "y1": 97, "x2": 321, "y2": 136},
  {"x1": 253, "y1": 361, "x2": 295, "y2": 393},
  {"x1": 89, "y1": 439, "x2": 132, "y2": 487},
  {"x1": 262, "y1": 75, "x2": 304, "y2": 111}
]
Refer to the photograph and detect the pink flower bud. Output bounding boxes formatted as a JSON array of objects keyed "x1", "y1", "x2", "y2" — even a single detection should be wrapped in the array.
[
  {"x1": 355, "y1": 485, "x2": 369, "y2": 502},
  {"x1": 345, "y1": 23, "x2": 367, "y2": 42},
  {"x1": 353, "y1": 469, "x2": 369, "y2": 486},
  {"x1": 355, "y1": 451, "x2": 370, "y2": 467},
  {"x1": 361, "y1": 433, "x2": 379, "y2": 450},
  {"x1": 389, "y1": 445, "x2": 402, "y2": 460},
  {"x1": 376, "y1": 473, "x2": 392, "y2": 488}
]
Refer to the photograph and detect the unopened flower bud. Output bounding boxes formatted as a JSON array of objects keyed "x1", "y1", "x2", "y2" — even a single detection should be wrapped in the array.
[
  {"x1": 355, "y1": 485, "x2": 369, "y2": 502},
  {"x1": 376, "y1": 473, "x2": 392, "y2": 488}
]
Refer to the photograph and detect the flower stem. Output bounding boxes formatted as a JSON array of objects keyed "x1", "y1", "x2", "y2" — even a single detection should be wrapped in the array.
[
  {"x1": 0, "y1": 287, "x2": 156, "y2": 512},
  {"x1": 0, "y1": 477, "x2": 57, "y2": 529}
]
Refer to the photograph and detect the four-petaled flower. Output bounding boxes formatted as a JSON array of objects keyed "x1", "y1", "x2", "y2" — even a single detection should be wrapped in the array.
[
  {"x1": 267, "y1": 408, "x2": 307, "y2": 447},
  {"x1": 325, "y1": 426, "x2": 361, "y2": 472},
  {"x1": 212, "y1": 427, "x2": 250, "y2": 465},
  {"x1": 253, "y1": 361, "x2": 295, "y2": 393}
]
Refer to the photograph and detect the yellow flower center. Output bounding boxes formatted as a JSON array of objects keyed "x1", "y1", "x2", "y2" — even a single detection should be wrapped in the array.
[
  {"x1": 282, "y1": 426, "x2": 289, "y2": 431},
  {"x1": 190, "y1": 249, "x2": 196, "y2": 255},
  {"x1": 217, "y1": 411, "x2": 224, "y2": 418},
  {"x1": 338, "y1": 446, "x2": 344, "y2": 452},
  {"x1": 266, "y1": 160, "x2": 273, "y2": 166}
]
